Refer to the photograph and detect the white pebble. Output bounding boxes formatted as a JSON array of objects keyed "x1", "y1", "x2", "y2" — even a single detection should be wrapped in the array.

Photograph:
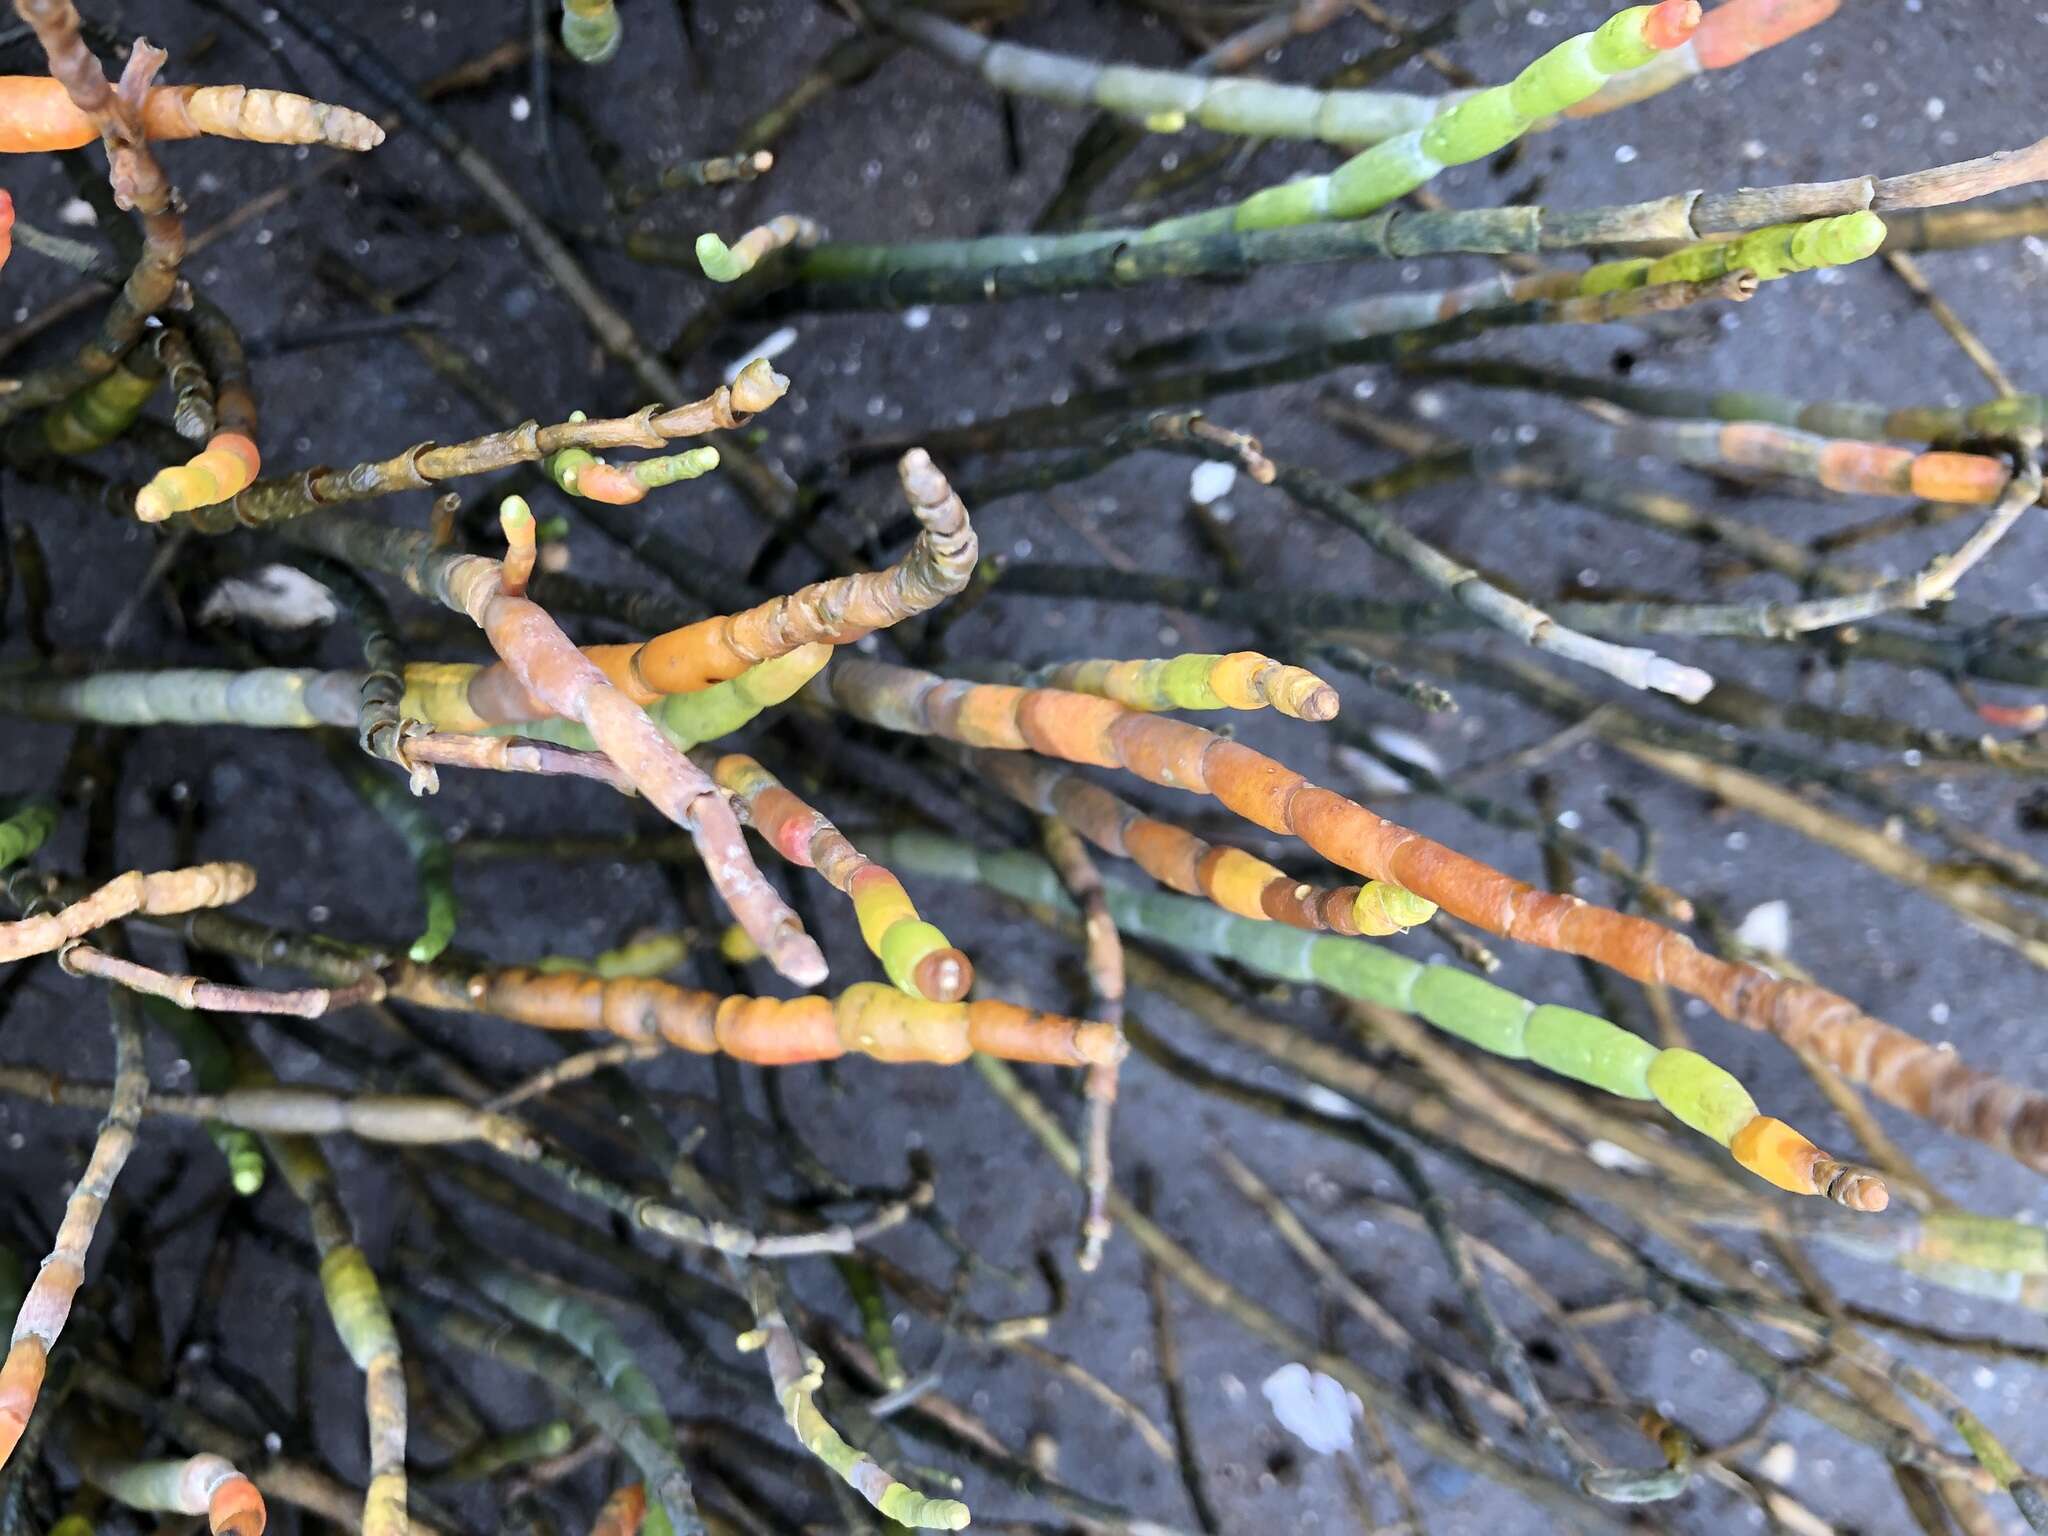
[
  {"x1": 198, "y1": 565, "x2": 339, "y2": 630},
  {"x1": 1262, "y1": 1364, "x2": 1356, "y2": 1455},
  {"x1": 1587, "y1": 1139, "x2": 1653, "y2": 1174},
  {"x1": 1758, "y1": 1442, "x2": 1798, "y2": 1484},
  {"x1": 1734, "y1": 900, "x2": 1791, "y2": 957},
  {"x1": 1924, "y1": 97, "x2": 1946, "y2": 120},
  {"x1": 1188, "y1": 461, "x2": 1238, "y2": 506},
  {"x1": 59, "y1": 197, "x2": 96, "y2": 227},
  {"x1": 901, "y1": 305, "x2": 932, "y2": 331},
  {"x1": 1368, "y1": 725, "x2": 1443, "y2": 776},
  {"x1": 509, "y1": 95, "x2": 532, "y2": 122}
]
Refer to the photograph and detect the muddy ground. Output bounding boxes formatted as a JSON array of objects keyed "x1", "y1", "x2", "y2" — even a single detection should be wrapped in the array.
[{"x1": 4, "y1": 1, "x2": 2048, "y2": 1532}]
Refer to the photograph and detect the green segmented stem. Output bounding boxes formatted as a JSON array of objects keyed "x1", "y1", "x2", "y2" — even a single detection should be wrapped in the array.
[
  {"x1": 886, "y1": 4, "x2": 1447, "y2": 145},
  {"x1": 1584, "y1": 211, "x2": 1886, "y2": 293},
  {"x1": 872, "y1": 831, "x2": 1816, "y2": 1184},
  {"x1": 560, "y1": 0, "x2": 622, "y2": 63},
  {"x1": 489, "y1": 645, "x2": 830, "y2": 752},
  {"x1": 429, "y1": 1420, "x2": 575, "y2": 1483},
  {"x1": 1133, "y1": 3, "x2": 1696, "y2": 244},
  {"x1": 534, "y1": 931, "x2": 694, "y2": 979},
  {"x1": 0, "y1": 667, "x2": 359, "y2": 728},
  {"x1": 401, "y1": 1290, "x2": 704, "y2": 1534},
  {"x1": 1129, "y1": 213, "x2": 1882, "y2": 371},
  {"x1": 270, "y1": 1130, "x2": 408, "y2": 1536},
  {"x1": 36, "y1": 350, "x2": 162, "y2": 456},
  {"x1": 0, "y1": 803, "x2": 56, "y2": 872},
  {"x1": 696, "y1": 215, "x2": 823, "y2": 283},
  {"x1": 338, "y1": 752, "x2": 459, "y2": 963},
  {"x1": 142, "y1": 998, "x2": 266, "y2": 1195},
  {"x1": 627, "y1": 447, "x2": 722, "y2": 490},
  {"x1": 462, "y1": 1255, "x2": 684, "y2": 1536}
]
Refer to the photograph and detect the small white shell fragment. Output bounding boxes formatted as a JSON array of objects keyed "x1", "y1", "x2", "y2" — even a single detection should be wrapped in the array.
[
  {"x1": 1188, "y1": 461, "x2": 1237, "y2": 506},
  {"x1": 1734, "y1": 900, "x2": 1792, "y2": 957},
  {"x1": 1262, "y1": 1363, "x2": 1356, "y2": 1455},
  {"x1": 724, "y1": 326, "x2": 798, "y2": 384},
  {"x1": 1587, "y1": 1139, "x2": 1654, "y2": 1174},
  {"x1": 198, "y1": 565, "x2": 338, "y2": 630},
  {"x1": 1758, "y1": 1441, "x2": 1798, "y2": 1484},
  {"x1": 1367, "y1": 725, "x2": 1444, "y2": 777}
]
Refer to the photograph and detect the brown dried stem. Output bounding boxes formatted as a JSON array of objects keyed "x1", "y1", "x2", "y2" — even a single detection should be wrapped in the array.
[{"x1": 0, "y1": 861, "x2": 255, "y2": 962}]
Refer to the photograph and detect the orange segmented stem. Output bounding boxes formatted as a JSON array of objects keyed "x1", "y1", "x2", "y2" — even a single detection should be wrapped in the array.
[
  {"x1": 816, "y1": 656, "x2": 2048, "y2": 1173},
  {"x1": 390, "y1": 963, "x2": 1120, "y2": 1069},
  {"x1": 708, "y1": 751, "x2": 972, "y2": 1001},
  {"x1": 1, "y1": 993, "x2": 145, "y2": 1473},
  {"x1": 1034, "y1": 651, "x2": 1340, "y2": 721},
  {"x1": 84, "y1": 1452, "x2": 267, "y2": 1535},
  {"x1": 0, "y1": 861, "x2": 255, "y2": 962},
  {"x1": 1608, "y1": 412, "x2": 2017, "y2": 504},
  {"x1": 134, "y1": 431, "x2": 261, "y2": 522},
  {"x1": 972, "y1": 748, "x2": 1433, "y2": 937},
  {"x1": 1695, "y1": 0, "x2": 1841, "y2": 69},
  {"x1": 0, "y1": 76, "x2": 381, "y2": 151},
  {"x1": 466, "y1": 448, "x2": 975, "y2": 718},
  {"x1": 500, "y1": 497, "x2": 537, "y2": 598}
]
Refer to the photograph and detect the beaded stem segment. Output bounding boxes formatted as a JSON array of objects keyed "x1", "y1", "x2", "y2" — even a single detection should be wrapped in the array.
[
  {"x1": 82, "y1": 1452, "x2": 267, "y2": 1535},
  {"x1": 815, "y1": 657, "x2": 2048, "y2": 1173},
  {"x1": 1604, "y1": 411, "x2": 2022, "y2": 504},
  {"x1": 740, "y1": 1299, "x2": 971, "y2": 1530},
  {"x1": 463, "y1": 644, "x2": 834, "y2": 753},
  {"x1": 390, "y1": 962, "x2": 1121, "y2": 1068},
  {"x1": 0, "y1": 992, "x2": 145, "y2": 1471},
  {"x1": 179, "y1": 363, "x2": 787, "y2": 533},
  {"x1": 0, "y1": 861, "x2": 255, "y2": 962},
  {"x1": 546, "y1": 425, "x2": 720, "y2": 506},
  {"x1": 133, "y1": 431, "x2": 261, "y2": 523},
  {"x1": 143, "y1": 999, "x2": 266, "y2": 1194},
  {"x1": 886, "y1": 3, "x2": 1447, "y2": 145},
  {"x1": 696, "y1": 214, "x2": 822, "y2": 282},
  {"x1": 459, "y1": 1255, "x2": 691, "y2": 1536},
  {"x1": 876, "y1": 829, "x2": 1883, "y2": 1207},
  {"x1": 1584, "y1": 211, "x2": 1886, "y2": 293},
  {"x1": 1403, "y1": 357, "x2": 2048, "y2": 444},
  {"x1": 339, "y1": 753, "x2": 458, "y2": 963},
  {"x1": 467, "y1": 450, "x2": 973, "y2": 712},
  {"x1": 1567, "y1": 0, "x2": 1841, "y2": 119},
  {"x1": 0, "y1": 75, "x2": 383, "y2": 150},
  {"x1": 971, "y1": 748, "x2": 1434, "y2": 937},
  {"x1": 269, "y1": 1133, "x2": 408, "y2": 1536},
  {"x1": 708, "y1": 751, "x2": 972, "y2": 1001},
  {"x1": 0, "y1": 802, "x2": 55, "y2": 871},
  {"x1": 35, "y1": 347, "x2": 160, "y2": 454},
  {"x1": 560, "y1": 0, "x2": 622, "y2": 64},
  {"x1": 1033, "y1": 652, "x2": 1339, "y2": 721},
  {"x1": 1136, "y1": 2, "x2": 1701, "y2": 244}
]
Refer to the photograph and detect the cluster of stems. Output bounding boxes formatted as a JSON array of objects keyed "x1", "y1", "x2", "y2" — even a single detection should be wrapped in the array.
[{"x1": 5, "y1": 3, "x2": 2048, "y2": 1533}]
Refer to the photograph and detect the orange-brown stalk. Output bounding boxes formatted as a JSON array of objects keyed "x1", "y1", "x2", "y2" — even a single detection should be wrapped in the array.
[
  {"x1": 0, "y1": 861, "x2": 254, "y2": 962},
  {"x1": 819, "y1": 658, "x2": 2048, "y2": 1172},
  {"x1": 0, "y1": 75, "x2": 381, "y2": 150},
  {"x1": 388, "y1": 962, "x2": 1121, "y2": 1069}
]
